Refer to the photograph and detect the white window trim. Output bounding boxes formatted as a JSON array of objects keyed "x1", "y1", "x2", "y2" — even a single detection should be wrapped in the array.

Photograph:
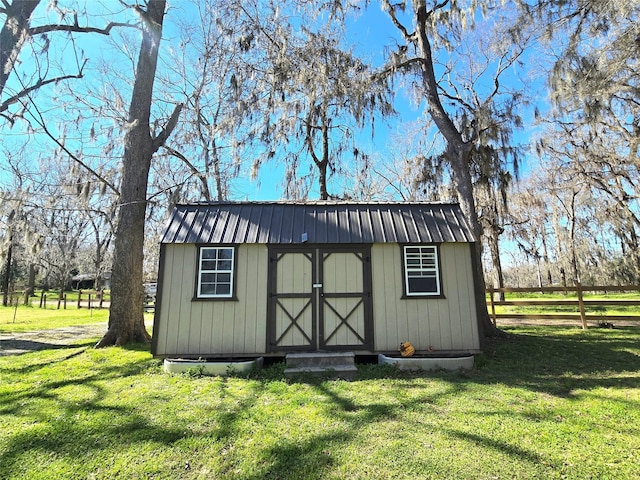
[
  {"x1": 197, "y1": 246, "x2": 235, "y2": 299},
  {"x1": 403, "y1": 245, "x2": 441, "y2": 297}
]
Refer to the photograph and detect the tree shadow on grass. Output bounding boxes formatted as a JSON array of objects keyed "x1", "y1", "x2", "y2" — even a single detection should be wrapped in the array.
[
  {"x1": 0, "y1": 358, "x2": 147, "y2": 417},
  {"x1": 241, "y1": 432, "x2": 342, "y2": 480},
  {"x1": 477, "y1": 326, "x2": 640, "y2": 399},
  {"x1": 234, "y1": 379, "x2": 559, "y2": 479},
  {"x1": 444, "y1": 427, "x2": 551, "y2": 466},
  {"x1": 0, "y1": 406, "x2": 191, "y2": 477},
  {"x1": 0, "y1": 341, "x2": 98, "y2": 377},
  {"x1": 0, "y1": 338, "x2": 95, "y2": 357},
  {"x1": 223, "y1": 327, "x2": 638, "y2": 478}
]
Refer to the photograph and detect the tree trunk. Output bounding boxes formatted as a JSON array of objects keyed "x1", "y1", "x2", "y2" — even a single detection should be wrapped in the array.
[
  {"x1": 212, "y1": 140, "x2": 223, "y2": 201},
  {"x1": 449, "y1": 150, "x2": 502, "y2": 338},
  {"x1": 317, "y1": 163, "x2": 328, "y2": 200},
  {"x1": 2, "y1": 241, "x2": 12, "y2": 307},
  {"x1": 412, "y1": 2, "x2": 502, "y2": 338},
  {"x1": 487, "y1": 225, "x2": 506, "y2": 301},
  {"x1": 97, "y1": 0, "x2": 171, "y2": 347},
  {"x1": 306, "y1": 102, "x2": 330, "y2": 200},
  {"x1": 27, "y1": 262, "x2": 36, "y2": 296},
  {"x1": 0, "y1": 0, "x2": 40, "y2": 99}
]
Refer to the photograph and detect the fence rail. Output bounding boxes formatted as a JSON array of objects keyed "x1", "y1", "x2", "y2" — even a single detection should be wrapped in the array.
[
  {"x1": 3, "y1": 289, "x2": 111, "y2": 309},
  {"x1": 487, "y1": 284, "x2": 640, "y2": 329}
]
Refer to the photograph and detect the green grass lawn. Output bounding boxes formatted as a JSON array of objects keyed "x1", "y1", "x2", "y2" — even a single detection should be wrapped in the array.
[
  {"x1": 1, "y1": 326, "x2": 639, "y2": 479},
  {"x1": 0, "y1": 306, "x2": 110, "y2": 332},
  {"x1": 0, "y1": 306, "x2": 156, "y2": 333}
]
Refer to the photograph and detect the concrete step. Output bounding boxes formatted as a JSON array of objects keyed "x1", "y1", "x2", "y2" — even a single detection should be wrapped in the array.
[
  {"x1": 284, "y1": 352, "x2": 357, "y2": 379},
  {"x1": 285, "y1": 351, "x2": 355, "y2": 368},
  {"x1": 284, "y1": 365, "x2": 358, "y2": 380}
]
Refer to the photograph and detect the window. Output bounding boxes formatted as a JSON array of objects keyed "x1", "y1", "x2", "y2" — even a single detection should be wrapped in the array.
[
  {"x1": 403, "y1": 245, "x2": 441, "y2": 296},
  {"x1": 197, "y1": 246, "x2": 235, "y2": 298}
]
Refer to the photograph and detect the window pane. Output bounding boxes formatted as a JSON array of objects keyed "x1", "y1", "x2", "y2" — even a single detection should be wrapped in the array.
[
  {"x1": 201, "y1": 273, "x2": 217, "y2": 283},
  {"x1": 217, "y1": 260, "x2": 232, "y2": 270},
  {"x1": 216, "y1": 273, "x2": 231, "y2": 283},
  {"x1": 201, "y1": 260, "x2": 217, "y2": 271},
  {"x1": 408, "y1": 277, "x2": 437, "y2": 293},
  {"x1": 202, "y1": 249, "x2": 218, "y2": 259},
  {"x1": 218, "y1": 249, "x2": 233, "y2": 259},
  {"x1": 200, "y1": 283, "x2": 217, "y2": 295},
  {"x1": 408, "y1": 271, "x2": 436, "y2": 279},
  {"x1": 421, "y1": 257, "x2": 435, "y2": 267}
]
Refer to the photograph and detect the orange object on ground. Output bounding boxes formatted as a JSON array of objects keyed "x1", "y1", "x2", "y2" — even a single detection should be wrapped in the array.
[{"x1": 399, "y1": 341, "x2": 415, "y2": 357}]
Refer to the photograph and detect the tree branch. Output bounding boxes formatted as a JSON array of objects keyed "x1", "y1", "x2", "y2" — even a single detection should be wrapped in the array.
[
  {"x1": 151, "y1": 102, "x2": 183, "y2": 152},
  {"x1": 29, "y1": 20, "x2": 138, "y2": 36},
  {"x1": 374, "y1": 56, "x2": 424, "y2": 80},
  {"x1": 305, "y1": 107, "x2": 322, "y2": 168},
  {"x1": 381, "y1": 0, "x2": 413, "y2": 41},
  {"x1": 1, "y1": 59, "x2": 87, "y2": 113},
  {"x1": 162, "y1": 145, "x2": 212, "y2": 202},
  {"x1": 371, "y1": 166, "x2": 408, "y2": 200}
]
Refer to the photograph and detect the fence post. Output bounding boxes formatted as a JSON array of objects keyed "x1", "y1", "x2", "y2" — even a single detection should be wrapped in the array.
[
  {"x1": 77, "y1": 290, "x2": 82, "y2": 309},
  {"x1": 489, "y1": 285, "x2": 497, "y2": 326},
  {"x1": 42, "y1": 293, "x2": 47, "y2": 309},
  {"x1": 63, "y1": 294, "x2": 67, "y2": 309},
  {"x1": 576, "y1": 282, "x2": 588, "y2": 330},
  {"x1": 23, "y1": 290, "x2": 29, "y2": 306},
  {"x1": 39, "y1": 291, "x2": 44, "y2": 308}
]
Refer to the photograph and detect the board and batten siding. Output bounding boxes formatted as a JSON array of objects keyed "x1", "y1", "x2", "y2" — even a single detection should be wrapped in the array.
[
  {"x1": 370, "y1": 243, "x2": 481, "y2": 352},
  {"x1": 153, "y1": 244, "x2": 268, "y2": 357}
]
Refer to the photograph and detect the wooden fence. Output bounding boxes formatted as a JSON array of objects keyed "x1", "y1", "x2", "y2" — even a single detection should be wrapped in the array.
[
  {"x1": 487, "y1": 284, "x2": 640, "y2": 329},
  {"x1": 3, "y1": 289, "x2": 158, "y2": 311},
  {"x1": 4, "y1": 289, "x2": 111, "y2": 309}
]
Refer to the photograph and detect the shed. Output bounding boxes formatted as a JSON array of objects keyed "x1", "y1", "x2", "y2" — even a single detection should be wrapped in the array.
[
  {"x1": 151, "y1": 201, "x2": 482, "y2": 358},
  {"x1": 70, "y1": 272, "x2": 111, "y2": 290}
]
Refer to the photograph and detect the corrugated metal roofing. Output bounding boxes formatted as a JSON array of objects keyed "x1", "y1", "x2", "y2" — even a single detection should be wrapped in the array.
[{"x1": 160, "y1": 202, "x2": 477, "y2": 245}]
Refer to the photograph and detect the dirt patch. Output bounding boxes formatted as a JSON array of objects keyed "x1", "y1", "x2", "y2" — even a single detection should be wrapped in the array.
[{"x1": 0, "y1": 323, "x2": 107, "y2": 356}]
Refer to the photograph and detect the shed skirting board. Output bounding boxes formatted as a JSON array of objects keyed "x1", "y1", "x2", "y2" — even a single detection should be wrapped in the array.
[
  {"x1": 378, "y1": 353, "x2": 474, "y2": 371},
  {"x1": 163, "y1": 357, "x2": 263, "y2": 376}
]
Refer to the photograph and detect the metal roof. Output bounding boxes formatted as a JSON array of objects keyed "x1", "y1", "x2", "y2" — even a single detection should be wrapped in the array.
[{"x1": 160, "y1": 202, "x2": 477, "y2": 245}]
